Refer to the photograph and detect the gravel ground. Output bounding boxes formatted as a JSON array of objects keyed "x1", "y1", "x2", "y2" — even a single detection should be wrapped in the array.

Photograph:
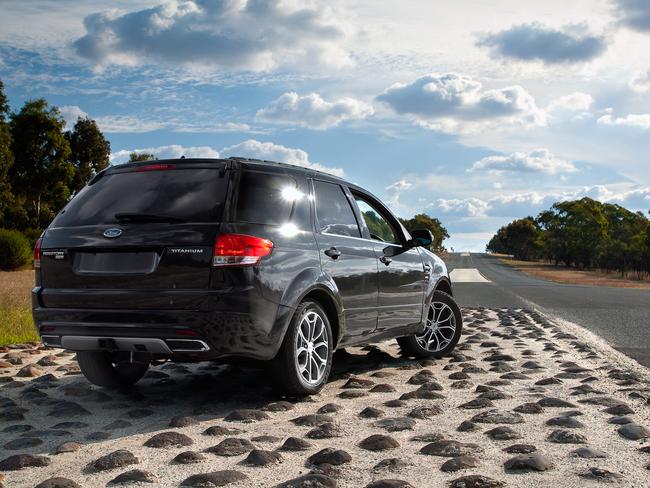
[{"x1": 1, "y1": 307, "x2": 649, "y2": 487}]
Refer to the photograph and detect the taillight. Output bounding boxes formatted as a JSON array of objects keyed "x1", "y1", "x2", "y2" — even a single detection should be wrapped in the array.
[
  {"x1": 135, "y1": 164, "x2": 176, "y2": 172},
  {"x1": 213, "y1": 233, "x2": 273, "y2": 267},
  {"x1": 34, "y1": 238, "x2": 42, "y2": 269}
]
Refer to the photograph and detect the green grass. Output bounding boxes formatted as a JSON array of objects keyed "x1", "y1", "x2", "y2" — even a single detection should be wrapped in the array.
[{"x1": 0, "y1": 270, "x2": 39, "y2": 346}]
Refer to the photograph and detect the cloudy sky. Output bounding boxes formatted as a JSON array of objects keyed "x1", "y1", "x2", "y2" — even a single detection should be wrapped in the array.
[{"x1": 2, "y1": 0, "x2": 650, "y2": 250}]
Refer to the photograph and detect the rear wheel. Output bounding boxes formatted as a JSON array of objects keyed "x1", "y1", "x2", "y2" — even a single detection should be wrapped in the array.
[
  {"x1": 77, "y1": 351, "x2": 149, "y2": 388},
  {"x1": 397, "y1": 290, "x2": 462, "y2": 358},
  {"x1": 272, "y1": 300, "x2": 333, "y2": 396}
]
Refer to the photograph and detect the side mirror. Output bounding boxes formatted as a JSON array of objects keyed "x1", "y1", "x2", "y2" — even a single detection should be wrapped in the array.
[{"x1": 409, "y1": 229, "x2": 433, "y2": 247}]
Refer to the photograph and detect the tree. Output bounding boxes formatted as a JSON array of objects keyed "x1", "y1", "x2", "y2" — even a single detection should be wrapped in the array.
[
  {"x1": 486, "y1": 217, "x2": 539, "y2": 260},
  {"x1": 9, "y1": 99, "x2": 74, "y2": 230},
  {"x1": 0, "y1": 80, "x2": 14, "y2": 227},
  {"x1": 67, "y1": 117, "x2": 110, "y2": 194},
  {"x1": 128, "y1": 152, "x2": 155, "y2": 162},
  {"x1": 399, "y1": 213, "x2": 449, "y2": 251}
]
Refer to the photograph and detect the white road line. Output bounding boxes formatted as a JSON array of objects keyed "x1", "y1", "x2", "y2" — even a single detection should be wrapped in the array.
[
  {"x1": 450, "y1": 268, "x2": 491, "y2": 283},
  {"x1": 460, "y1": 252, "x2": 470, "y2": 257}
]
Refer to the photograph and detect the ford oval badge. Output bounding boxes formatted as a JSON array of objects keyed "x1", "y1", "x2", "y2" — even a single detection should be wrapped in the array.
[{"x1": 103, "y1": 228, "x2": 123, "y2": 238}]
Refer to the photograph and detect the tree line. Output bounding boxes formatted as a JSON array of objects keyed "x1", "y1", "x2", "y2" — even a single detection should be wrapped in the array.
[{"x1": 487, "y1": 197, "x2": 650, "y2": 277}]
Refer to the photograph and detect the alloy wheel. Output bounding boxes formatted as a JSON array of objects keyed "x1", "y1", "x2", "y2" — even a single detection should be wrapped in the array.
[
  {"x1": 415, "y1": 301, "x2": 457, "y2": 352},
  {"x1": 294, "y1": 310, "x2": 329, "y2": 385}
]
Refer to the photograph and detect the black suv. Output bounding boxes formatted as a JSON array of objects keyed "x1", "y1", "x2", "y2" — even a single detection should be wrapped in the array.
[{"x1": 33, "y1": 158, "x2": 462, "y2": 395}]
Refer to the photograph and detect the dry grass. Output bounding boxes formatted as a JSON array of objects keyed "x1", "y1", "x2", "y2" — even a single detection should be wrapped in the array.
[
  {"x1": 500, "y1": 257, "x2": 650, "y2": 289},
  {"x1": 0, "y1": 270, "x2": 38, "y2": 345}
]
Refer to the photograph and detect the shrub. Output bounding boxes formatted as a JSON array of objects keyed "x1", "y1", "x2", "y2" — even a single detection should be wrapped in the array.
[{"x1": 0, "y1": 229, "x2": 32, "y2": 270}]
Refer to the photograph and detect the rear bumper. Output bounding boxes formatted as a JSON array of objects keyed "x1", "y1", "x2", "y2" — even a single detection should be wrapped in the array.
[{"x1": 32, "y1": 287, "x2": 294, "y2": 361}]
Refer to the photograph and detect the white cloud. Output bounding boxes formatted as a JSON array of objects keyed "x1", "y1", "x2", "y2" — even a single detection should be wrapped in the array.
[
  {"x1": 73, "y1": 1, "x2": 351, "y2": 71},
  {"x1": 613, "y1": 0, "x2": 650, "y2": 33},
  {"x1": 109, "y1": 139, "x2": 343, "y2": 176},
  {"x1": 546, "y1": 92, "x2": 594, "y2": 117},
  {"x1": 384, "y1": 179, "x2": 413, "y2": 207},
  {"x1": 377, "y1": 73, "x2": 545, "y2": 134},
  {"x1": 256, "y1": 92, "x2": 373, "y2": 130},
  {"x1": 59, "y1": 105, "x2": 88, "y2": 129},
  {"x1": 468, "y1": 149, "x2": 577, "y2": 175},
  {"x1": 597, "y1": 113, "x2": 650, "y2": 129},
  {"x1": 630, "y1": 70, "x2": 650, "y2": 92},
  {"x1": 95, "y1": 115, "x2": 167, "y2": 133},
  {"x1": 110, "y1": 144, "x2": 220, "y2": 164}
]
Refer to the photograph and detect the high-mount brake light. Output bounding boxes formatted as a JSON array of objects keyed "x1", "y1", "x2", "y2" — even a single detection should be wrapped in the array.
[
  {"x1": 33, "y1": 238, "x2": 42, "y2": 269},
  {"x1": 135, "y1": 164, "x2": 176, "y2": 172},
  {"x1": 213, "y1": 233, "x2": 273, "y2": 267}
]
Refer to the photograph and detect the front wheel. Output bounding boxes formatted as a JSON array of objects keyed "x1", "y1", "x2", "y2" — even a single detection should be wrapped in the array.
[
  {"x1": 397, "y1": 290, "x2": 463, "y2": 358},
  {"x1": 77, "y1": 351, "x2": 149, "y2": 388},
  {"x1": 272, "y1": 300, "x2": 333, "y2": 396}
]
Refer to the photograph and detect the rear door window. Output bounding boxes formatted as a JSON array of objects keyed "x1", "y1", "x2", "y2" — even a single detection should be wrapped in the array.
[
  {"x1": 313, "y1": 180, "x2": 361, "y2": 238},
  {"x1": 52, "y1": 167, "x2": 227, "y2": 227}
]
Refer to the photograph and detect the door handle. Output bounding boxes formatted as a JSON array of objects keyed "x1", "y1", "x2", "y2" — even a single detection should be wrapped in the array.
[
  {"x1": 423, "y1": 263, "x2": 432, "y2": 272},
  {"x1": 324, "y1": 247, "x2": 341, "y2": 259},
  {"x1": 380, "y1": 255, "x2": 392, "y2": 265}
]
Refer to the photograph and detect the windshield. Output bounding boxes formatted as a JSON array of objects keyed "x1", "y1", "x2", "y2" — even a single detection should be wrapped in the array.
[{"x1": 51, "y1": 167, "x2": 228, "y2": 227}]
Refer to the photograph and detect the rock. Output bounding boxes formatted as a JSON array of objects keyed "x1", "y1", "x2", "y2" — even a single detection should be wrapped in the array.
[
  {"x1": 306, "y1": 422, "x2": 341, "y2": 439},
  {"x1": 360, "y1": 407, "x2": 385, "y2": 418},
  {"x1": 89, "y1": 450, "x2": 138, "y2": 472},
  {"x1": 206, "y1": 438, "x2": 254, "y2": 456},
  {"x1": 291, "y1": 414, "x2": 333, "y2": 426},
  {"x1": 339, "y1": 390, "x2": 368, "y2": 399},
  {"x1": 170, "y1": 416, "x2": 199, "y2": 427},
  {"x1": 537, "y1": 397, "x2": 576, "y2": 408},
  {"x1": 144, "y1": 431, "x2": 193, "y2": 448},
  {"x1": 370, "y1": 384, "x2": 396, "y2": 393},
  {"x1": 17, "y1": 364, "x2": 43, "y2": 377},
  {"x1": 457, "y1": 420, "x2": 478, "y2": 432},
  {"x1": 275, "y1": 474, "x2": 336, "y2": 488},
  {"x1": 342, "y1": 377, "x2": 375, "y2": 388},
  {"x1": 547, "y1": 429, "x2": 587, "y2": 444},
  {"x1": 608, "y1": 416, "x2": 634, "y2": 425},
  {"x1": 203, "y1": 425, "x2": 243, "y2": 437},
  {"x1": 441, "y1": 455, "x2": 480, "y2": 472},
  {"x1": 108, "y1": 469, "x2": 156, "y2": 484},
  {"x1": 0, "y1": 454, "x2": 51, "y2": 470},
  {"x1": 471, "y1": 409, "x2": 523, "y2": 424},
  {"x1": 485, "y1": 426, "x2": 521, "y2": 440},
  {"x1": 242, "y1": 449, "x2": 283, "y2": 466},
  {"x1": 279, "y1": 437, "x2": 312, "y2": 451},
  {"x1": 308, "y1": 448, "x2": 352, "y2": 466},
  {"x1": 181, "y1": 471, "x2": 248, "y2": 487},
  {"x1": 504, "y1": 453, "x2": 552, "y2": 471},
  {"x1": 513, "y1": 403, "x2": 544, "y2": 414},
  {"x1": 224, "y1": 409, "x2": 270, "y2": 422},
  {"x1": 374, "y1": 417, "x2": 416, "y2": 432},
  {"x1": 251, "y1": 435, "x2": 281, "y2": 443},
  {"x1": 503, "y1": 444, "x2": 537, "y2": 454},
  {"x1": 47, "y1": 401, "x2": 90, "y2": 418},
  {"x1": 572, "y1": 447, "x2": 608, "y2": 458},
  {"x1": 603, "y1": 403, "x2": 634, "y2": 415},
  {"x1": 34, "y1": 478, "x2": 81, "y2": 488},
  {"x1": 618, "y1": 423, "x2": 650, "y2": 440},
  {"x1": 173, "y1": 451, "x2": 206, "y2": 464},
  {"x1": 373, "y1": 458, "x2": 410, "y2": 472},
  {"x1": 86, "y1": 431, "x2": 110, "y2": 441},
  {"x1": 578, "y1": 467, "x2": 623, "y2": 482},
  {"x1": 384, "y1": 399, "x2": 407, "y2": 408},
  {"x1": 359, "y1": 434, "x2": 400, "y2": 451},
  {"x1": 420, "y1": 440, "x2": 481, "y2": 457},
  {"x1": 262, "y1": 401, "x2": 295, "y2": 412},
  {"x1": 365, "y1": 481, "x2": 413, "y2": 488},
  {"x1": 103, "y1": 420, "x2": 132, "y2": 431},
  {"x1": 449, "y1": 475, "x2": 505, "y2": 488},
  {"x1": 408, "y1": 406, "x2": 442, "y2": 419},
  {"x1": 546, "y1": 416, "x2": 584, "y2": 429},
  {"x1": 410, "y1": 433, "x2": 445, "y2": 442},
  {"x1": 54, "y1": 442, "x2": 82, "y2": 454},
  {"x1": 449, "y1": 371, "x2": 471, "y2": 380},
  {"x1": 458, "y1": 398, "x2": 493, "y2": 409},
  {"x1": 4, "y1": 437, "x2": 43, "y2": 450},
  {"x1": 318, "y1": 403, "x2": 341, "y2": 413}
]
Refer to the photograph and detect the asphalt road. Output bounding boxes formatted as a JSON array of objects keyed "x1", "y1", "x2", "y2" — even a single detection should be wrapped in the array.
[{"x1": 445, "y1": 252, "x2": 650, "y2": 368}]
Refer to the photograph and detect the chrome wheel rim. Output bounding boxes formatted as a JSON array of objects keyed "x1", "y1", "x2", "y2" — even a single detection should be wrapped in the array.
[
  {"x1": 295, "y1": 310, "x2": 329, "y2": 385},
  {"x1": 416, "y1": 301, "x2": 457, "y2": 352}
]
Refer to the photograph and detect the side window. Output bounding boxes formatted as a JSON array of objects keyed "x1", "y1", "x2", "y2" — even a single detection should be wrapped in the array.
[
  {"x1": 313, "y1": 180, "x2": 361, "y2": 238},
  {"x1": 354, "y1": 194, "x2": 400, "y2": 245},
  {"x1": 234, "y1": 171, "x2": 308, "y2": 226}
]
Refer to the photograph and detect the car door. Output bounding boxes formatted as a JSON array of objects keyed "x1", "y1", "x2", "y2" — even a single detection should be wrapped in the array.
[
  {"x1": 350, "y1": 189, "x2": 426, "y2": 332},
  {"x1": 312, "y1": 179, "x2": 379, "y2": 338}
]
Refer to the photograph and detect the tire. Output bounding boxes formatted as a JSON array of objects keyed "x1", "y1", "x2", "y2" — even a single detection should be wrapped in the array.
[
  {"x1": 397, "y1": 290, "x2": 463, "y2": 359},
  {"x1": 272, "y1": 300, "x2": 334, "y2": 396},
  {"x1": 77, "y1": 351, "x2": 149, "y2": 388}
]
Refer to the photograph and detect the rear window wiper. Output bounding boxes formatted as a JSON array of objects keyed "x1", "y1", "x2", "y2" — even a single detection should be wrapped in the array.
[{"x1": 114, "y1": 212, "x2": 187, "y2": 223}]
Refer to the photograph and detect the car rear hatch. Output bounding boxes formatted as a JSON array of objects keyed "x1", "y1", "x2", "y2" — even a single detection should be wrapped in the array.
[{"x1": 37, "y1": 160, "x2": 230, "y2": 310}]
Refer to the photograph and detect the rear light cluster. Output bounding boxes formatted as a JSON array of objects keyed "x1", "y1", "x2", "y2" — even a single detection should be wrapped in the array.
[
  {"x1": 135, "y1": 164, "x2": 176, "y2": 172},
  {"x1": 213, "y1": 233, "x2": 273, "y2": 267},
  {"x1": 34, "y1": 238, "x2": 42, "y2": 269}
]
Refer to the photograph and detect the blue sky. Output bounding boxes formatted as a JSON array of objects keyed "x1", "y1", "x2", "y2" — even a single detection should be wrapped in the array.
[{"x1": 2, "y1": 0, "x2": 650, "y2": 250}]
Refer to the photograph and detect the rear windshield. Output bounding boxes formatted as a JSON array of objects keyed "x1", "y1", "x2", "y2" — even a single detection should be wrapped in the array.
[{"x1": 52, "y1": 167, "x2": 228, "y2": 227}]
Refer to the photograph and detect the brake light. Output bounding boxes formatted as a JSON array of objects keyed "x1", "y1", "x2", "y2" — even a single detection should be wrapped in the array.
[
  {"x1": 135, "y1": 164, "x2": 176, "y2": 172},
  {"x1": 213, "y1": 233, "x2": 273, "y2": 267},
  {"x1": 34, "y1": 238, "x2": 42, "y2": 269}
]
